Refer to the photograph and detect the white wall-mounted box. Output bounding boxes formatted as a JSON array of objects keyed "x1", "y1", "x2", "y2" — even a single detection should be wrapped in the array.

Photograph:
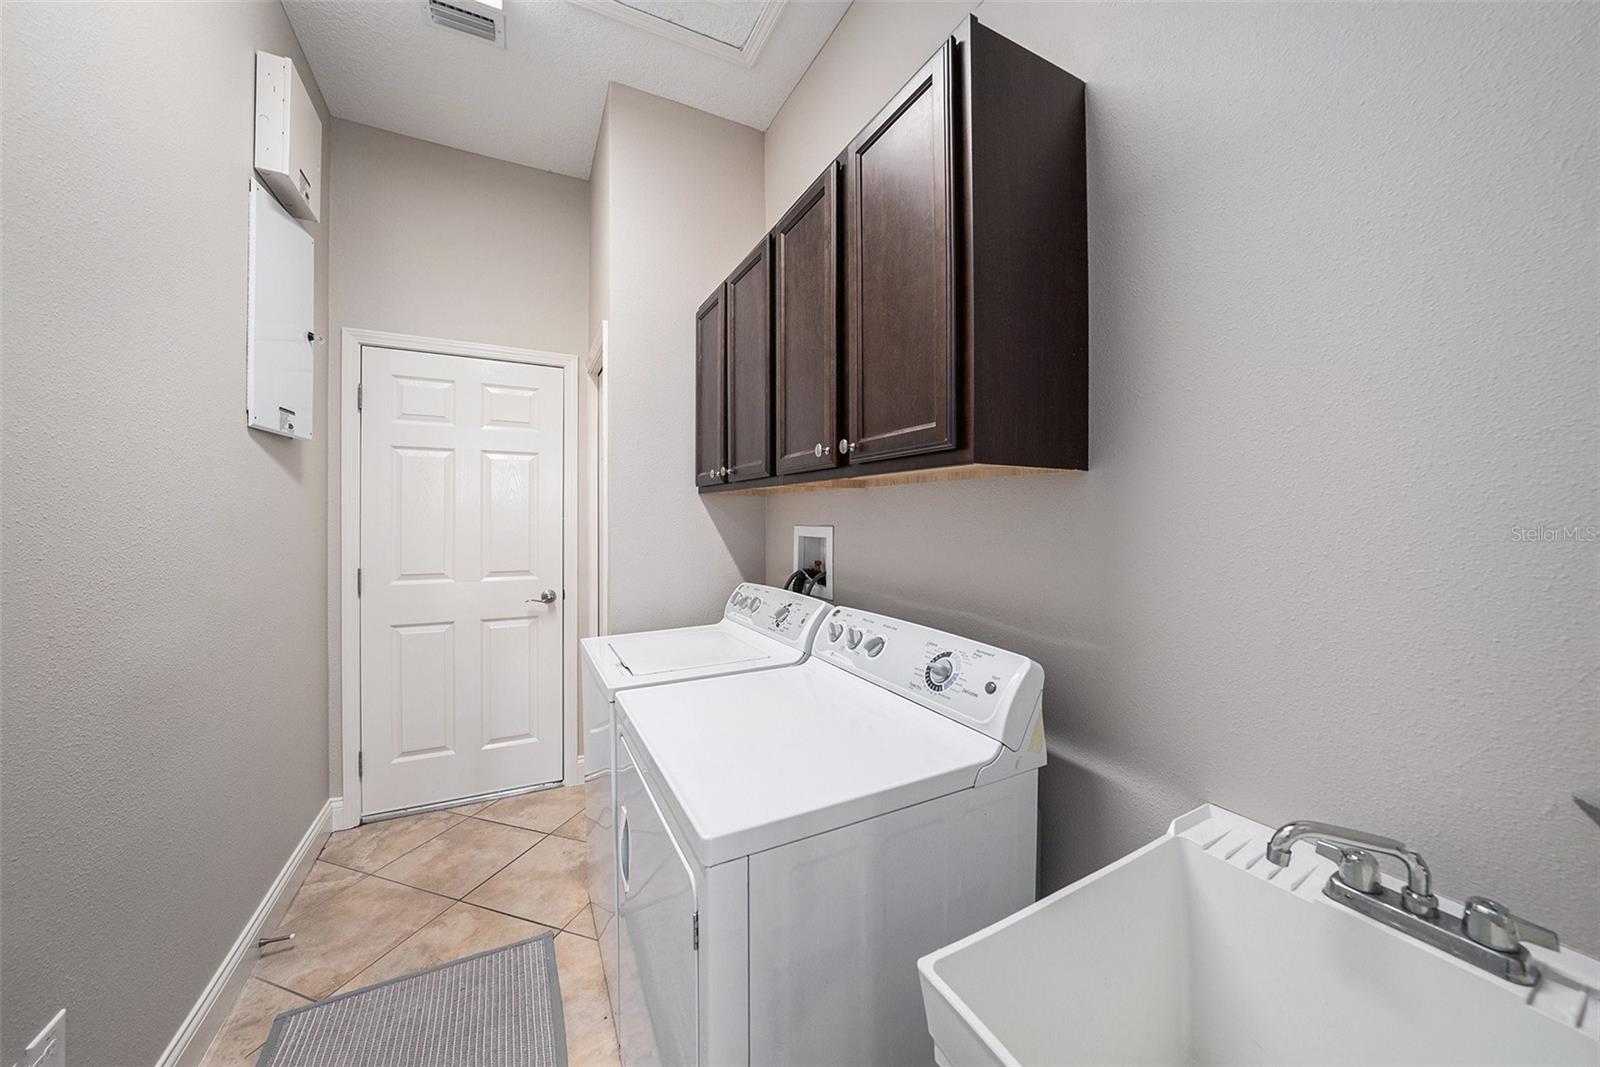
[
  {"x1": 247, "y1": 178, "x2": 314, "y2": 440},
  {"x1": 254, "y1": 51, "x2": 321, "y2": 222}
]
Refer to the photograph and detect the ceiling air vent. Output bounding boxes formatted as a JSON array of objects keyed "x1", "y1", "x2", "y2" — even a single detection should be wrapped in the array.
[{"x1": 426, "y1": 0, "x2": 505, "y2": 47}]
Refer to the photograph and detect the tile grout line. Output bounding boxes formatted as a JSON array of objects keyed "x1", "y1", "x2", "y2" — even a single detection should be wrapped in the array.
[
  {"x1": 338, "y1": 866, "x2": 461, "y2": 906},
  {"x1": 319, "y1": 811, "x2": 466, "y2": 875},
  {"x1": 304, "y1": 901, "x2": 456, "y2": 1003},
  {"x1": 372, "y1": 821, "x2": 550, "y2": 898},
  {"x1": 457, "y1": 895, "x2": 590, "y2": 935},
  {"x1": 252, "y1": 974, "x2": 316, "y2": 1003},
  {"x1": 257, "y1": 866, "x2": 457, "y2": 1003},
  {"x1": 332, "y1": 879, "x2": 563, "y2": 996},
  {"x1": 452, "y1": 838, "x2": 548, "y2": 902},
  {"x1": 316, "y1": 857, "x2": 375, "y2": 877},
  {"x1": 467, "y1": 810, "x2": 588, "y2": 840}
]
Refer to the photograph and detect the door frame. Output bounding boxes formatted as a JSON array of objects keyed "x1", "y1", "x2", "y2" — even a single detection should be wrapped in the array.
[
  {"x1": 336, "y1": 327, "x2": 581, "y2": 829},
  {"x1": 583, "y1": 321, "x2": 610, "y2": 639}
]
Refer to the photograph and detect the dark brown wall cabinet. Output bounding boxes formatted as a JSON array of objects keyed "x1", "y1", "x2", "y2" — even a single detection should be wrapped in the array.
[
  {"x1": 699, "y1": 15, "x2": 1087, "y2": 494},
  {"x1": 775, "y1": 165, "x2": 843, "y2": 475},
  {"x1": 846, "y1": 43, "x2": 958, "y2": 465},
  {"x1": 725, "y1": 238, "x2": 775, "y2": 482},
  {"x1": 696, "y1": 238, "x2": 775, "y2": 487},
  {"x1": 693, "y1": 286, "x2": 726, "y2": 487}
]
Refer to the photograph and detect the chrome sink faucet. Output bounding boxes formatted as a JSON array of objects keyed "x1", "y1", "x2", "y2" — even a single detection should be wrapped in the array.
[
  {"x1": 1265, "y1": 821, "x2": 1438, "y2": 917},
  {"x1": 1266, "y1": 819, "x2": 1559, "y2": 986}
]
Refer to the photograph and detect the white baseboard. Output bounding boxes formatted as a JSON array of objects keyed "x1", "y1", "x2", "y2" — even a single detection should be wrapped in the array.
[
  {"x1": 332, "y1": 793, "x2": 360, "y2": 831},
  {"x1": 157, "y1": 797, "x2": 341, "y2": 1067}
]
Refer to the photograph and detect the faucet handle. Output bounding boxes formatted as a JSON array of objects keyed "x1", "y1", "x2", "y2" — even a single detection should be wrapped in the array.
[
  {"x1": 1314, "y1": 841, "x2": 1382, "y2": 894},
  {"x1": 1463, "y1": 897, "x2": 1560, "y2": 953}
]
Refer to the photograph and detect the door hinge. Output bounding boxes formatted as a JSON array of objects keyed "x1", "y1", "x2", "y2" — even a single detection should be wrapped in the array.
[
  {"x1": 356, "y1": 568, "x2": 362, "y2": 596},
  {"x1": 358, "y1": 751, "x2": 363, "y2": 778},
  {"x1": 692, "y1": 910, "x2": 699, "y2": 951},
  {"x1": 356, "y1": 382, "x2": 363, "y2": 412}
]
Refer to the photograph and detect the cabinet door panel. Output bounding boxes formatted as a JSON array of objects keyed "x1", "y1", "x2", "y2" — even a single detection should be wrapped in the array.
[
  {"x1": 694, "y1": 286, "x2": 727, "y2": 487},
  {"x1": 775, "y1": 165, "x2": 843, "y2": 475},
  {"x1": 725, "y1": 238, "x2": 774, "y2": 482},
  {"x1": 846, "y1": 41, "x2": 958, "y2": 464}
]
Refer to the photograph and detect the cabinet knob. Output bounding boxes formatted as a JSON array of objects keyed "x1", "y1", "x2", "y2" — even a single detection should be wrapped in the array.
[
  {"x1": 813, "y1": 443, "x2": 824, "y2": 458},
  {"x1": 718, "y1": 465, "x2": 729, "y2": 478},
  {"x1": 839, "y1": 438, "x2": 853, "y2": 455}
]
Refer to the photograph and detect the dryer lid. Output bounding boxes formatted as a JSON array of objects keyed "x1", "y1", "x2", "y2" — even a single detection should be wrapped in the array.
[{"x1": 617, "y1": 659, "x2": 1002, "y2": 866}]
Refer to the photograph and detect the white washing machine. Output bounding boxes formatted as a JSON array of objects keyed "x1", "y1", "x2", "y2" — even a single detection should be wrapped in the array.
[
  {"x1": 612, "y1": 605, "x2": 1047, "y2": 1066},
  {"x1": 582, "y1": 583, "x2": 828, "y2": 1020}
]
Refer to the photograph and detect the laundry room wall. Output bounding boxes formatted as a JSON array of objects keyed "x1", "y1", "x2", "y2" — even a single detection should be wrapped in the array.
[
  {"x1": 1, "y1": 3, "x2": 334, "y2": 1062},
  {"x1": 591, "y1": 84, "x2": 767, "y2": 634},
  {"x1": 326, "y1": 119, "x2": 590, "y2": 788},
  {"x1": 762, "y1": 1, "x2": 1600, "y2": 951}
]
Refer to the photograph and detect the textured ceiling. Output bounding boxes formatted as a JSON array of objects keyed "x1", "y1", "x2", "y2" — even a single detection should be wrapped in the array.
[{"x1": 283, "y1": 0, "x2": 851, "y2": 179}]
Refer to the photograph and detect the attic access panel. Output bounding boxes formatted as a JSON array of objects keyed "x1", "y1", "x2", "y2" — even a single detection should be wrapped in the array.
[{"x1": 570, "y1": 0, "x2": 784, "y2": 66}]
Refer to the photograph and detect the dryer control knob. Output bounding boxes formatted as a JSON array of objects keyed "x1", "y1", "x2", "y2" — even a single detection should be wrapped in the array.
[
  {"x1": 863, "y1": 636, "x2": 885, "y2": 657},
  {"x1": 927, "y1": 655, "x2": 954, "y2": 686},
  {"x1": 774, "y1": 605, "x2": 791, "y2": 625},
  {"x1": 827, "y1": 622, "x2": 843, "y2": 642},
  {"x1": 846, "y1": 627, "x2": 863, "y2": 649}
]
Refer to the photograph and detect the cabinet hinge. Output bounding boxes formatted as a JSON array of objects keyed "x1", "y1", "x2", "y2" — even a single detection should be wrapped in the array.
[
  {"x1": 356, "y1": 568, "x2": 362, "y2": 596},
  {"x1": 692, "y1": 910, "x2": 699, "y2": 951},
  {"x1": 356, "y1": 382, "x2": 363, "y2": 412},
  {"x1": 358, "y1": 751, "x2": 364, "y2": 778}
]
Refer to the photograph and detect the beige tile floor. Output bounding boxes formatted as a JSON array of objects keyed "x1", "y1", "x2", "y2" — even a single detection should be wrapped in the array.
[{"x1": 201, "y1": 785, "x2": 618, "y2": 1066}]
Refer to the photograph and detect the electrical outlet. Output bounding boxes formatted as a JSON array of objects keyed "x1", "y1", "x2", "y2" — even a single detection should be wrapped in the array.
[{"x1": 21, "y1": 1010, "x2": 65, "y2": 1067}]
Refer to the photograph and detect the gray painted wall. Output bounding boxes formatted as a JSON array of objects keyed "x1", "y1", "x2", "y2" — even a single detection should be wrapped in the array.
[
  {"x1": 1, "y1": 3, "x2": 333, "y2": 1062},
  {"x1": 593, "y1": 86, "x2": 766, "y2": 634},
  {"x1": 326, "y1": 119, "x2": 589, "y2": 791},
  {"x1": 763, "y1": 1, "x2": 1600, "y2": 951}
]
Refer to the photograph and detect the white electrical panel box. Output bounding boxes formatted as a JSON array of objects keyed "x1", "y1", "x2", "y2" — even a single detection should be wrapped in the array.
[
  {"x1": 247, "y1": 177, "x2": 315, "y2": 440},
  {"x1": 254, "y1": 51, "x2": 322, "y2": 222}
]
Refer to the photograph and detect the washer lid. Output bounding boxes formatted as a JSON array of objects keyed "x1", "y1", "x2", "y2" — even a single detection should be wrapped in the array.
[
  {"x1": 605, "y1": 627, "x2": 771, "y2": 677},
  {"x1": 581, "y1": 621, "x2": 806, "y2": 697},
  {"x1": 617, "y1": 658, "x2": 1002, "y2": 867}
]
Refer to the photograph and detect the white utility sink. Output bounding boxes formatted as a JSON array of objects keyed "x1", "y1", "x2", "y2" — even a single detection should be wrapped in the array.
[{"x1": 919, "y1": 805, "x2": 1600, "y2": 1066}]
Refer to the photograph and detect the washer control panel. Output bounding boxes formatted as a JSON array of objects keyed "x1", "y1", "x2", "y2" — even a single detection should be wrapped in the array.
[
  {"x1": 814, "y1": 606, "x2": 1043, "y2": 751},
  {"x1": 723, "y1": 583, "x2": 826, "y2": 649}
]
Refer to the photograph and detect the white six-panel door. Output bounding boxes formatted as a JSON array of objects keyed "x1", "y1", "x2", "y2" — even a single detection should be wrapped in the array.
[{"x1": 360, "y1": 346, "x2": 565, "y2": 815}]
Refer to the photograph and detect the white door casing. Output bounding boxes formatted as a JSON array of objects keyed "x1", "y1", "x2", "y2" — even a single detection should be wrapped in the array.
[{"x1": 359, "y1": 345, "x2": 566, "y2": 815}]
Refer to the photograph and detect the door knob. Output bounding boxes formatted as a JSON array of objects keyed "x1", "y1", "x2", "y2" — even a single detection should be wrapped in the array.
[
  {"x1": 527, "y1": 589, "x2": 558, "y2": 604},
  {"x1": 838, "y1": 438, "x2": 853, "y2": 455},
  {"x1": 717, "y1": 465, "x2": 729, "y2": 477},
  {"x1": 813, "y1": 443, "x2": 823, "y2": 458}
]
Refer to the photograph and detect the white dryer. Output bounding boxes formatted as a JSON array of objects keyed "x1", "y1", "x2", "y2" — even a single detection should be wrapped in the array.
[
  {"x1": 612, "y1": 605, "x2": 1047, "y2": 1066},
  {"x1": 581, "y1": 583, "x2": 828, "y2": 1020}
]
